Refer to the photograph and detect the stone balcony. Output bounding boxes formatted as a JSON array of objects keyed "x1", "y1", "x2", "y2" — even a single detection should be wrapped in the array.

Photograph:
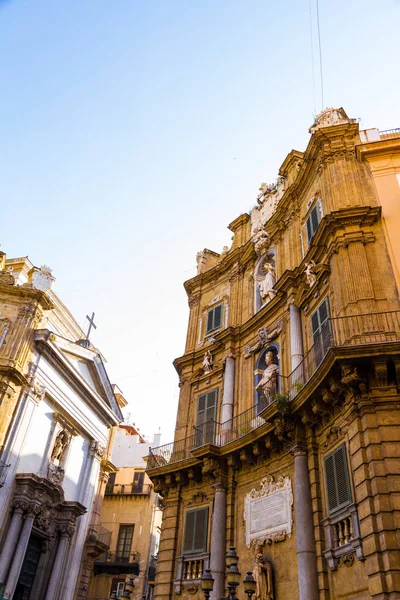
[{"x1": 147, "y1": 310, "x2": 400, "y2": 473}]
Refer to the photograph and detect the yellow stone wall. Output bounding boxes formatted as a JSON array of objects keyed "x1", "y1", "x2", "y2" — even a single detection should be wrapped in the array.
[{"x1": 148, "y1": 112, "x2": 400, "y2": 600}]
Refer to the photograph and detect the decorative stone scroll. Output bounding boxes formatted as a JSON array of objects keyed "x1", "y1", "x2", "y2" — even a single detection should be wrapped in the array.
[{"x1": 244, "y1": 475, "x2": 293, "y2": 547}]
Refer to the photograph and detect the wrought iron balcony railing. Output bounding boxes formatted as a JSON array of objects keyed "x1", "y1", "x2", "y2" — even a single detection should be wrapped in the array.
[
  {"x1": 86, "y1": 523, "x2": 112, "y2": 548},
  {"x1": 147, "y1": 310, "x2": 400, "y2": 470},
  {"x1": 105, "y1": 483, "x2": 152, "y2": 496}
]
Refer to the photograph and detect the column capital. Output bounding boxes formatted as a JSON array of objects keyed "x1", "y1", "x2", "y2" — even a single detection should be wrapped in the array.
[
  {"x1": 289, "y1": 442, "x2": 307, "y2": 457},
  {"x1": 211, "y1": 481, "x2": 227, "y2": 493}
]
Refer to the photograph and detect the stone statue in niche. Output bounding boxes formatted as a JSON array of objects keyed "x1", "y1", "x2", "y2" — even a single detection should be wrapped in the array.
[
  {"x1": 253, "y1": 545, "x2": 274, "y2": 600},
  {"x1": 258, "y1": 262, "x2": 276, "y2": 304},
  {"x1": 202, "y1": 350, "x2": 213, "y2": 374},
  {"x1": 304, "y1": 260, "x2": 317, "y2": 287},
  {"x1": 255, "y1": 351, "x2": 279, "y2": 399},
  {"x1": 51, "y1": 430, "x2": 69, "y2": 463}
]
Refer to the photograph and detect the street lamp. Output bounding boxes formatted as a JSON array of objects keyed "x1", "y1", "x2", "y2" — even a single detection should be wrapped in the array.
[
  {"x1": 109, "y1": 577, "x2": 135, "y2": 600},
  {"x1": 201, "y1": 569, "x2": 215, "y2": 600},
  {"x1": 201, "y1": 547, "x2": 256, "y2": 600}
]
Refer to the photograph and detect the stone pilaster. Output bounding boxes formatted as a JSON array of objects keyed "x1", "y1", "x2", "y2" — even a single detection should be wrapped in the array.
[
  {"x1": 209, "y1": 482, "x2": 227, "y2": 600},
  {"x1": 154, "y1": 489, "x2": 181, "y2": 600}
]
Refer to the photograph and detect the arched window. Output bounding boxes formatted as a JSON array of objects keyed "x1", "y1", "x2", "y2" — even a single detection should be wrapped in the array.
[
  {"x1": 254, "y1": 250, "x2": 276, "y2": 313},
  {"x1": 254, "y1": 344, "x2": 280, "y2": 413}
]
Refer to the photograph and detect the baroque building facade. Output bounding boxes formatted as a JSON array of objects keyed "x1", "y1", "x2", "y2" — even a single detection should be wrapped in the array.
[
  {"x1": 87, "y1": 425, "x2": 163, "y2": 600},
  {"x1": 0, "y1": 254, "x2": 123, "y2": 600},
  {"x1": 146, "y1": 110, "x2": 400, "y2": 600}
]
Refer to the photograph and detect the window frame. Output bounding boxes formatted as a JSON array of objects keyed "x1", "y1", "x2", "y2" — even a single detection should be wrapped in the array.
[
  {"x1": 324, "y1": 443, "x2": 352, "y2": 515},
  {"x1": 182, "y1": 507, "x2": 209, "y2": 555},
  {"x1": 306, "y1": 201, "x2": 322, "y2": 244},
  {"x1": 206, "y1": 304, "x2": 223, "y2": 335},
  {"x1": 116, "y1": 524, "x2": 135, "y2": 563},
  {"x1": 195, "y1": 390, "x2": 218, "y2": 446}
]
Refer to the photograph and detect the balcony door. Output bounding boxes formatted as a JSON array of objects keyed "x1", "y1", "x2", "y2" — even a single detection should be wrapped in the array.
[
  {"x1": 311, "y1": 298, "x2": 331, "y2": 368},
  {"x1": 116, "y1": 524, "x2": 134, "y2": 563},
  {"x1": 195, "y1": 390, "x2": 218, "y2": 447}
]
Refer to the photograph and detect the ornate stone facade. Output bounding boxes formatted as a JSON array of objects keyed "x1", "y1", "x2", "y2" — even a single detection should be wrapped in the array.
[{"x1": 146, "y1": 112, "x2": 400, "y2": 600}]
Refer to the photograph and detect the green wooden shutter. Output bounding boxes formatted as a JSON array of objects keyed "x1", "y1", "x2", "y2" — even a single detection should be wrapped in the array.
[
  {"x1": 197, "y1": 394, "x2": 207, "y2": 426},
  {"x1": 324, "y1": 444, "x2": 352, "y2": 514},
  {"x1": 214, "y1": 305, "x2": 222, "y2": 329},
  {"x1": 183, "y1": 508, "x2": 208, "y2": 554},
  {"x1": 307, "y1": 205, "x2": 321, "y2": 243},
  {"x1": 183, "y1": 511, "x2": 196, "y2": 553},
  {"x1": 206, "y1": 310, "x2": 214, "y2": 333},
  {"x1": 193, "y1": 508, "x2": 208, "y2": 552}
]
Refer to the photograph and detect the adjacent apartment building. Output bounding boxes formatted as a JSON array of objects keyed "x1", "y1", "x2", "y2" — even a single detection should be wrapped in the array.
[
  {"x1": 0, "y1": 254, "x2": 123, "y2": 600},
  {"x1": 88, "y1": 425, "x2": 163, "y2": 600},
  {"x1": 146, "y1": 109, "x2": 400, "y2": 600}
]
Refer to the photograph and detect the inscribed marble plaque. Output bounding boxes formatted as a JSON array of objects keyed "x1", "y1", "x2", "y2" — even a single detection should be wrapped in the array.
[{"x1": 244, "y1": 475, "x2": 293, "y2": 547}]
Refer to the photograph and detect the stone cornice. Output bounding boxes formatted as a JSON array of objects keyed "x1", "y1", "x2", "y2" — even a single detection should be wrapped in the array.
[
  {"x1": 356, "y1": 137, "x2": 400, "y2": 163},
  {"x1": 34, "y1": 329, "x2": 121, "y2": 426},
  {"x1": 184, "y1": 241, "x2": 255, "y2": 297},
  {"x1": 0, "y1": 283, "x2": 54, "y2": 311}
]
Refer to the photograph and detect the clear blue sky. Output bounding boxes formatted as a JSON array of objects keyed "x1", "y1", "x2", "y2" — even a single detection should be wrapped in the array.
[{"x1": 1, "y1": 0, "x2": 399, "y2": 442}]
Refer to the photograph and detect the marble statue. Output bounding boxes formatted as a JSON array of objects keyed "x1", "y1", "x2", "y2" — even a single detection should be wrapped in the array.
[
  {"x1": 258, "y1": 262, "x2": 276, "y2": 303},
  {"x1": 51, "y1": 430, "x2": 69, "y2": 463},
  {"x1": 304, "y1": 260, "x2": 317, "y2": 287},
  {"x1": 253, "y1": 546, "x2": 274, "y2": 600},
  {"x1": 254, "y1": 351, "x2": 279, "y2": 398},
  {"x1": 202, "y1": 350, "x2": 213, "y2": 374}
]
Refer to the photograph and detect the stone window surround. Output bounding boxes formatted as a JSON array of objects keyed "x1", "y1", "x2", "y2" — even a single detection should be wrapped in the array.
[
  {"x1": 321, "y1": 502, "x2": 364, "y2": 570},
  {"x1": 174, "y1": 552, "x2": 211, "y2": 594},
  {"x1": 303, "y1": 197, "x2": 324, "y2": 246},
  {"x1": 198, "y1": 294, "x2": 229, "y2": 346}
]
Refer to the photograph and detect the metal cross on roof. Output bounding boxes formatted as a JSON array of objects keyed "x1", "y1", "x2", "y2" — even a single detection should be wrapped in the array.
[{"x1": 85, "y1": 312, "x2": 97, "y2": 340}]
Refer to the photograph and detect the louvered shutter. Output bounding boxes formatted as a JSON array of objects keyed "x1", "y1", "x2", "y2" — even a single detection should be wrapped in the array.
[
  {"x1": 197, "y1": 395, "x2": 207, "y2": 426},
  {"x1": 306, "y1": 217, "x2": 313, "y2": 243},
  {"x1": 183, "y1": 508, "x2": 208, "y2": 554},
  {"x1": 206, "y1": 310, "x2": 214, "y2": 333},
  {"x1": 311, "y1": 206, "x2": 320, "y2": 232},
  {"x1": 193, "y1": 508, "x2": 208, "y2": 552},
  {"x1": 183, "y1": 511, "x2": 196, "y2": 553},
  {"x1": 319, "y1": 298, "x2": 329, "y2": 325},
  {"x1": 324, "y1": 444, "x2": 352, "y2": 514},
  {"x1": 205, "y1": 390, "x2": 217, "y2": 421},
  {"x1": 311, "y1": 312, "x2": 320, "y2": 340},
  {"x1": 213, "y1": 305, "x2": 222, "y2": 329}
]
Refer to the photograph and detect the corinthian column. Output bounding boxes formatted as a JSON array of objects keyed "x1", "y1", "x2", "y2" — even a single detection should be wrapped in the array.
[
  {"x1": 5, "y1": 511, "x2": 36, "y2": 598},
  {"x1": 210, "y1": 483, "x2": 227, "y2": 600},
  {"x1": 221, "y1": 356, "x2": 235, "y2": 443},
  {"x1": 289, "y1": 304, "x2": 304, "y2": 379},
  {"x1": 44, "y1": 530, "x2": 70, "y2": 599},
  {"x1": 292, "y1": 444, "x2": 319, "y2": 600},
  {"x1": 0, "y1": 504, "x2": 25, "y2": 584}
]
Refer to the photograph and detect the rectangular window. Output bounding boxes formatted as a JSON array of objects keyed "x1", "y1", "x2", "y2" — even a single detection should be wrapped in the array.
[
  {"x1": 324, "y1": 444, "x2": 352, "y2": 514},
  {"x1": 196, "y1": 390, "x2": 218, "y2": 446},
  {"x1": 206, "y1": 305, "x2": 223, "y2": 334},
  {"x1": 110, "y1": 579, "x2": 126, "y2": 598},
  {"x1": 133, "y1": 471, "x2": 145, "y2": 491},
  {"x1": 311, "y1": 298, "x2": 331, "y2": 366},
  {"x1": 306, "y1": 204, "x2": 321, "y2": 243},
  {"x1": 183, "y1": 507, "x2": 209, "y2": 554},
  {"x1": 116, "y1": 524, "x2": 134, "y2": 563}
]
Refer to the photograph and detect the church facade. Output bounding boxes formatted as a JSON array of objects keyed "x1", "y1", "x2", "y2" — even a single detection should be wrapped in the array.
[
  {"x1": 0, "y1": 254, "x2": 123, "y2": 600},
  {"x1": 146, "y1": 110, "x2": 400, "y2": 600}
]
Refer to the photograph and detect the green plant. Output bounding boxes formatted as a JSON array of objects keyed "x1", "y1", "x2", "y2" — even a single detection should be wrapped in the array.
[
  {"x1": 294, "y1": 381, "x2": 304, "y2": 392},
  {"x1": 274, "y1": 393, "x2": 290, "y2": 415}
]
